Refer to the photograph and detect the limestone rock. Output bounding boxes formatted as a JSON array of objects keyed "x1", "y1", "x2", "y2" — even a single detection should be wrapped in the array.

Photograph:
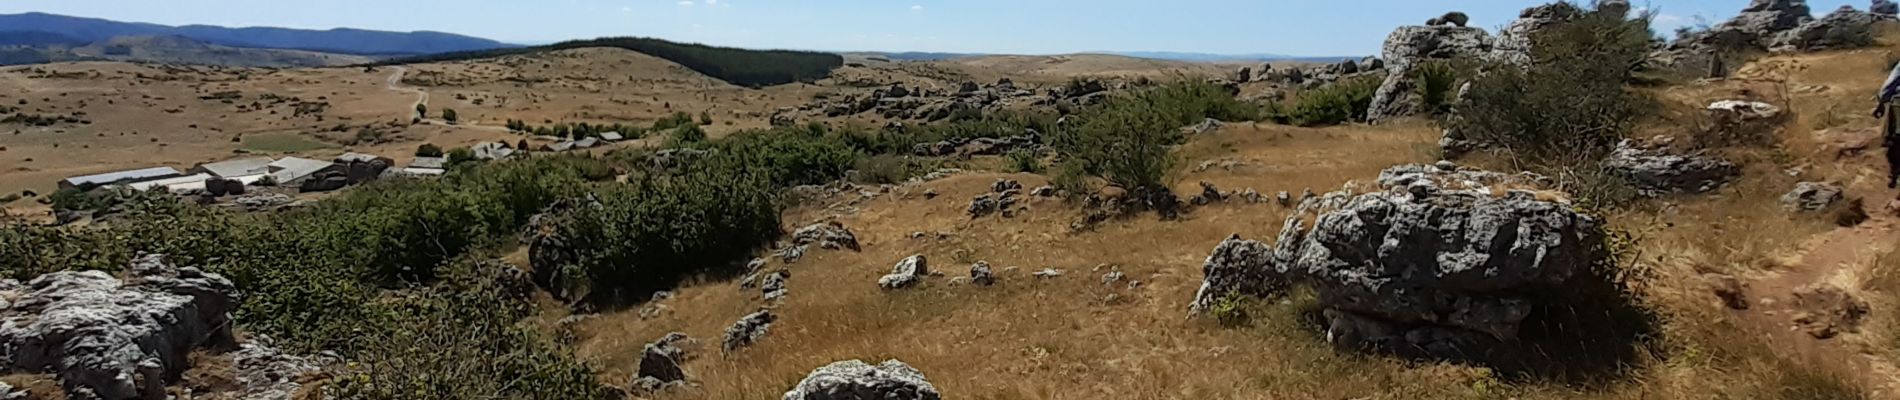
[
  {"x1": 0, "y1": 254, "x2": 238, "y2": 400},
  {"x1": 879, "y1": 255, "x2": 929, "y2": 290},
  {"x1": 781, "y1": 359, "x2": 940, "y2": 400},
  {"x1": 1771, "y1": 5, "x2": 1885, "y2": 52},
  {"x1": 1603, "y1": 139, "x2": 1740, "y2": 197},
  {"x1": 1367, "y1": 25, "x2": 1494, "y2": 122},
  {"x1": 723, "y1": 310, "x2": 776, "y2": 352},
  {"x1": 970, "y1": 262, "x2": 996, "y2": 286},
  {"x1": 1781, "y1": 182, "x2": 1845, "y2": 212}
]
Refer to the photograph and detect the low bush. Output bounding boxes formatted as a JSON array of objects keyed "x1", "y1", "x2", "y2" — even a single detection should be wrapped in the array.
[{"x1": 1266, "y1": 75, "x2": 1382, "y2": 126}]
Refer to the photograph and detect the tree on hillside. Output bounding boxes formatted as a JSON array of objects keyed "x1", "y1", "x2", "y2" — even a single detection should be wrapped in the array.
[
  {"x1": 416, "y1": 143, "x2": 444, "y2": 157},
  {"x1": 442, "y1": 108, "x2": 459, "y2": 124},
  {"x1": 415, "y1": 103, "x2": 427, "y2": 118}
]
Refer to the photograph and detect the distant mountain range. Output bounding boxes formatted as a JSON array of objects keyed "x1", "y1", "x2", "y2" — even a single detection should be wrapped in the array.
[{"x1": 0, "y1": 12, "x2": 512, "y2": 56}]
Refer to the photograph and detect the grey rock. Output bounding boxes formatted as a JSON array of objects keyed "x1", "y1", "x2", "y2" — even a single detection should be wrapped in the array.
[
  {"x1": 1781, "y1": 182, "x2": 1845, "y2": 212},
  {"x1": 789, "y1": 222, "x2": 862, "y2": 252},
  {"x1": 1368, "y1": 25, "x2": 1495, "y2": 122},
  {"x1": 1031, "y1": 186, "x2": 1058, "y2": 197},
  {"x1": 0, "y1": 254, "x2": 237, "y2": 400},
  {"x1": 1492, "y1": 3, "x2": 1582, "y2": 66},
  {"x1": 723, "y1": 310, "x2": 776, "y2": 352},
  {"x1": 879, "y1": 255, "x2": 930, "y2": 290},
  {"x1": 970, "y1": 262, "x2": 996, "y2": 286},
  {"x1": 1187, "y1": 236, "x2": 1283, "y2": 315},
  {"x1": 1603, "y1": 139, "x2": 1740, "y2": 197},
  {"x1": 1032, "y1": 268, "x2": 1064, "y2": 279},
  {"x1": 781, "y1": 359, "x2": 941, "y2": 400},
  {"x1": 763, "y1": 270, "x2": 792, "y2": 302},
  {"x1": 1101, "y1": 270, "x2": 1126, "y2": 286},
  {"x1": 1194, "y1": 164, "x2": 1635, "y2": 372},
  {"x1": 231, "y1": 337, "x2": 320, "y2": 400},
  {"x1": 1771, "y1": 5, "x2": 1885, "y2": 52},
  {"x1": 1876, "y1": 0, "x2": 1898, "y2": 16},
  {"x1": 1426, "y1": 11, "x2": 1471, "y2": 27},
  {"x1": 992, "y1": 179, "x2": 1023, "y2": 193},
  {"x1": 968, "y1": 194, "x2": 1000, "y2": 218},
  {"x1": 636, "y1": 332, "x2": 693, "y2": 387}
]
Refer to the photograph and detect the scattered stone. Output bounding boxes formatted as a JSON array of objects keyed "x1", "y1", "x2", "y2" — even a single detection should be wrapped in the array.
[
  {"x1": 763, "y1": 270, "x2": 792, "y2": 302},
  {"x1": 1781, "y1": 182, "x2": 1845, "y2": 212},
  {"x1": 0, "y1": 254, "x2": 237, "y2": 400},
  {"x1": 879, "y1": 255, "x2": 930, "y2": 290},
  {"x1": 923, "y1": 189, "x2": 939, "y2": 199},
  {"x1": 970, "y1": 262, "x2": 996, "y2": 286},
  {"x1": 1031, "y1": 186, "x2": 1057, "y2": 197},
  {"x1": 968, "y1": 194, "x2": 1000, "y2": 218},
  {"x1": 723, "y1": 310, "x2": 777, "y2": 352},
  {"x1": 1182, "y1": 118, "x2": 1223, "y2": 136},
  {"x1": 781, "y1": 359, "x2": 941, "y2": 400},
  {"x1": 635, "y1": 332, "x2": 694, "y2": 389},
  {"x1": 1032, "y1": 268, "x2": 1064, "y2": 279},
  {"x1": 1603, "y1": 139, "x2": 1740, "y2": 197},
  {"x1": 1101, "y1": 270, "x2": 1126, "y2": 286},
  {"x1": 992, "y1": 179, "x2": 1023, "y2": 193},
  {"x1": 789, "y1": 221, "x2": 862, "y2": 252}
]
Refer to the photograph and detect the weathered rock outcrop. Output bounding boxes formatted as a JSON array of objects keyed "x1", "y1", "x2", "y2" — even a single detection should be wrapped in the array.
[
  {"x1": 1781, "y1": 182, "x2": 1845, "y2": 212},
  {"x1": 1190, "y1": 164, "x2": 1647, "y2": 375},
  {"x1": 777, "y1": 222, "x2": 862, "y2": 263},
  {"x1": 1603, "y1": 139, "x2": 1740, "y2": 197},
  {"x1": 634, "y1": 332, "x2": 695, "y2": 392},
  {"x1": 723, "y1": 310, "x2": 776, "y2": 352},
  {"x1": 0, "y1": 254, "x2": 238, "y2": 400},
  {"x1": 1367, "y1": 26, "x2": 1494, "y2": 122},
  {"x1": 1876, "y1": 0, "x2": 1899, "y2": 16},
  {"x1": 230, "y1": 337, "x2": 321, "y2": 400},
  {"x1": 1492, "y1": 2, "x2": 1583, "y2": 66},
  {"x1": 781, "y1": 359, "x2": 941, "y2": 400},
  {"x1": 879, "y1": 255, "x2": 929, "y2": 290},
  {"x1": 1771, "y1": 5, "x2": 1886, "y2": 52}
]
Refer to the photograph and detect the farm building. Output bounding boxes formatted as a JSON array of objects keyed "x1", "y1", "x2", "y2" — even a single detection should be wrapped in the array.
[{"x1": 58, "y1": 167, "x2": 183, "y2": 190}]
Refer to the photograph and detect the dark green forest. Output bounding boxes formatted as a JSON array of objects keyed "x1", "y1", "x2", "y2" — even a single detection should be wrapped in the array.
[{"x1": 379, "y1": 36, "x2": 843, "y2": 87}]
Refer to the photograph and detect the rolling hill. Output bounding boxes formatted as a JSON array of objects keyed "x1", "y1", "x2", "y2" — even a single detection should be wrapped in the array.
[
  {"x1": 0, "y1": 35, "x2": 375, "y2": 67},
  {"x1": 0, "y1": 12, "x2": 511, "y2": 55}
]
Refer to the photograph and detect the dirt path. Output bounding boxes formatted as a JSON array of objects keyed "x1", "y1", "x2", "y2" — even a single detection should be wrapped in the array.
[
  {"x1": 383, "y1": 66, "x2": 510, "y2": 133},
  {"x1": 1737, "y1": 197, "x2": 1899, "y2": 394}
]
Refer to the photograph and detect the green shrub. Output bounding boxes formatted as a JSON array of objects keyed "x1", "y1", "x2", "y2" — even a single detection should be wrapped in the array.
[
  {"x1": 854, "y1": 154, "x2": 921, "y2": 185},
  {"x1": 1450, "y1": 8, "x2": 1654, "y2": 164},
  {"x1": 1051, "y1": 83, "x2": 1214, "y2": 191},
  {"x1": 1415, "y1": 60, "x2": 1471, "y2": 115},
  {"x1": 668, "y1": 125, "x2": 707, "y2": 146},
  {"x1": 1270, "y1": 75, "x2": 1382, "y2": 126},
  {"x1": 1006, "y1": 149, "x2": 1043, "y2": 173},
  {"x1": 415, "y1": 143, "x2": 444, "y2": 158},
  {"x1": 440, "y1": 108, "x2": 458, "y2": 124}
]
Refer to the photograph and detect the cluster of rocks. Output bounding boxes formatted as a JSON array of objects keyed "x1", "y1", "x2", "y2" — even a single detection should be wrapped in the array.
[
  {"x1": 968, "y1": 179, "x2": 1033, "y2": 218},
  {"x1": 228, "y1": 193, "x2": 297, "y2": 212},
  {"x1": 632, "y1": 332, "x2": 700, "y2": 394},
  {"x1": 912, "y1": 129, "x2": 1043, "y2": 157},
  {"x1": 1602, "y1": 138, "x2": 1740, "y2": 197},
  {"x1": 722, "y1": 309, "x2": 777, "y2": 352},
  {"x1": 1703, "y1": 100, "x2": 1787, "y2": 146},
  {"x1": 778, "y1": 79, "x2": 1107, "y2": 125},
  {"x1": 228, "y1": 336, "x2": 323, "y2": 400},
  {"x1": 773, "y1": 222, "x2": 863, "y2": 264},
  {"x1": 1238, "y1": 57, "x2": 1387, "y2": 89},
  {"x1": 781, "y1": 359, "x2": 941, "y2": 400},
  {"x1": 1190, "y1": 164, "x2": 1646, "y2": 374},
  {"x1": 1369, "y1": 3, "x2": 1594, "y2": 122},
  {"x1": 1187, "y1": 181, "x2": 1292, "y2": 207},
  {"x1": 0, "y1": 254, "x2": 314, "y2": 399},
  {"x1": 1656, "y1": 0, "x2": 1893, "y2": 70}
]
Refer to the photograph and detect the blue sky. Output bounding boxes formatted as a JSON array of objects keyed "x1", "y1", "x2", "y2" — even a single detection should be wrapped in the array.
[{"x1": 0, "y1": 1, "x2": 1870, "y2": 56}]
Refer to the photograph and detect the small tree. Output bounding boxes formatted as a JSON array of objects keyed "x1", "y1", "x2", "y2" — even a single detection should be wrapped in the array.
[
  {"x1": 416, "y1": 143, "x2": 445, "y2": 157},
  {"x1": 669, "y1": 125, "x2": 707, "y2": 146},
  {"x1": 415, "y1": 103, "x2": 427, "y2": 118},
  {"x1": 446, "y1": 147, "x2": 476, "y2": 166},
  {"x1": 698, "y1": 111, "x2": 713, "y2": 126},
  {"x1": 441, "y1": 108, "x2": 459, "y2": 124}
]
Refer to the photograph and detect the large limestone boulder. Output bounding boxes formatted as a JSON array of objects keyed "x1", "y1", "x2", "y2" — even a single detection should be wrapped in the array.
[
  {"x1": 878, "y1": 255, "x2": 929, "y2": 290},
  {"x1": 1771, "y1": 5, "x2": 1885, "y2": 52},
  {"x1": 1491, "y1": 2, "x2": 1583, "y2": 66},
  {"x1": 0, "y1": 254, "x2": 238, "y2": 400},
  {"x1": 1366, "y1": 26, "x2": 1494, "y2": 122},
  {"x1": 1190, "y1": 164, "x2": 1647, "y2": 374},
  {"x1": 722, "y1": 310, "x2": 776, "y2": 352},
  {"x1": 633, "y1": 332, "x2": 696, "y2": 393},
  {"x1": 1781, "y1": 182, "x2": 1845, "y2": 212},
  {"x1": 781, "y1": 359, "x2": 941, "y2": 400}
]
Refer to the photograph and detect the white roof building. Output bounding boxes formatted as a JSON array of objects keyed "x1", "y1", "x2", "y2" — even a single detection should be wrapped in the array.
[
  {"x1": 270, "y1": 157, "x2": 335, "y2": 184},
  {"x1": 59, "y1": 166, "x2": 182, "y2": 189},
  {"x1": 126, "y1": 173, "x2": 212, "y2": 193},
  {"x1": 410, "y1": 157, "x2": 447, "y2": 170},
  {"x1": 192, "y1": 157, "x2": 275, "y2": 179},
  {"x1": 600, "y1": 132, "x2": 624, "y2": 141}
]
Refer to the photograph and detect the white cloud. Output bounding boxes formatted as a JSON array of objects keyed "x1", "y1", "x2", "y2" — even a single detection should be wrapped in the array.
[
  {"x1": 910, "y1": 4, "x2": 923, "y2": 12},
  {"x1": 706, "y1": 0, "x2": 717, "y2": 4},
  {"x1": 678, "y1": 0, "x2": 694, "y2": 6}
]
